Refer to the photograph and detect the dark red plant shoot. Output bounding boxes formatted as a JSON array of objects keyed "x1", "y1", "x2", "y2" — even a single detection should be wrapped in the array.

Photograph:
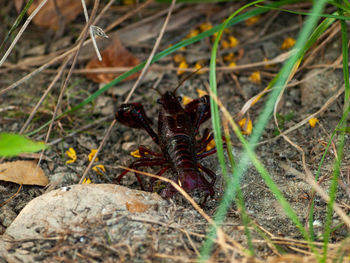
[{"x1": 115, "y1": 84, "x2": 219, "y2": 202}]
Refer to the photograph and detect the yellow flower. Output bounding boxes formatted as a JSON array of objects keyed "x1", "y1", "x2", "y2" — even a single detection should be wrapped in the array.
[
  {"x1": 221, "y1": 40, "x2": 230, "y2": 49},
  {"x1": 229, "y1": 61, "x2": 237, "y2": 68},
  {"x1": 223, "y1": 53, "x2": 235, "y2": 62},
  {"x1": 194, "y1": 61, "x2": 204, "y2": 74},
  {"x1": 224, "y1": 28, "x2": 231, "y2": 34},
  {"x1": 186, "y1": 29, "x2": 200, "y2": 39},
  {"x1": 199, "y1": 22, "x2": 212, "y2": 32},
  {"x1": 211, "y1": 32, "x2": 218, "y2": 42},
  {"x1": 182, "y1": 96, "x2": 193, "y2": 105},
  {"x1": 281, "y1": 37, "x2": 296, "y2": 50},
  {"x1": 245, "y1": 15, "x2": 260, "y2": 26},
  {"x1": 238, "y1": 118, "x2": 253, "y2": 135},
  {"x1": 249, "y1": 71, "x2": 261, "y2": 84},
  {"x1": 82, "y1": 178, "x2": 92, "y2": 184},
  {"x1": 88, "y1": 149, "x2": 99, "y2": 162},
  {"x1": 66, "y1": 147, "x2": 77, "y2": 164},
  {"x1": 177, "y1": 60, "x2": 188, "y2": 75},
  {"x1": 309, "y1": 117, "x2": 319, "y2": 128},
  {"x1": 264, "y1": 58, "x2": 275, "y2": 68},
  {"x1": 93, "y1": 164, "x2": 106, "y2": 176},
  {"x1": 173, "y1": 54, "x2": 186, "y2": 64},
  {"x1": 228, "y1": 36, "x2": 239, "y2": 48},
  {"x1": 131, "y1": 149, "x2": 141, "y2": 158},
  {"x1": 197, "y1": 89, "x2": 208, "y2": 97}
]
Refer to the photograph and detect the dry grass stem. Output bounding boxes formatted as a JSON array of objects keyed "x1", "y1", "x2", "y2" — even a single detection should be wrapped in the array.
[
  {"x1": 124, "y1": 0, "x2": 176, "y2": 103},
  {"x1": 0, "y1": 0, "x2": 49, "y2": 67}
]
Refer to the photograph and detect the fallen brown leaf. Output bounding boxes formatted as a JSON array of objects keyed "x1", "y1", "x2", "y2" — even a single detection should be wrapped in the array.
[
  {"x1": 86, "y1": 35, "x2": 140, "y2": 83},
  {"x1": 0, "y1": 161, "x2": 48, "y2": 186},
  {"x1": 21, "y1": 0, "x2": 87, "y2": 30}
]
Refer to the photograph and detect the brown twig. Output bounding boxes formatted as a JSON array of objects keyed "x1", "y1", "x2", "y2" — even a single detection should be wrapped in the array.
[{"x1": 38, "y1": 0, "x2": 100, "y2": 168}]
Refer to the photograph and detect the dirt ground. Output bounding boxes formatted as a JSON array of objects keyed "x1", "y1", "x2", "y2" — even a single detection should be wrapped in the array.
[{"x1": 1, "y1": 1, "x2": 350, "y2": 262}]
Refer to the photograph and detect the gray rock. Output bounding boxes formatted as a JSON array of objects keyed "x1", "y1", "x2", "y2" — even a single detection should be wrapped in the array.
[{"x1": 5, "y1": 184, "x2": 166, "y2": 240}]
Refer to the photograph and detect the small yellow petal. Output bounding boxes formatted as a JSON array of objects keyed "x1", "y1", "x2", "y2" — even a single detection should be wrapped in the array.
[
  {"x1": 88, "y1": 149, "x2": 99, "y2": 162},
  {"x1": 228, "y1": 36, "x2": 239, "y2": 48},
  {"x1": 173, "y1": 54, "x2": 186, "y2": 64},
  {"x1": 66, "y1": 147, "x2": 76, "y2": 159},
  {"x1": 221, "y1": 40, "x2": 230, "y2": 49},
  {"x1": 131, "y1": 149, "x2": 142, "y2": 158},
  {"x1": 229, "y1": 61, "x2": 236, "y2": 68},
  {"x1": 264, "y1": 58, "x2": 275, "y2": 68},
  {"x1": 245, "y1": 15, "x2": 260, "y2": 26},
  {"x1": 223, "y1": 53, "x2": 235, "y2": 62},
  {"x1": 186, "y1": 29, "x2": 200, "y2": 38},
  {"x1": 66, "y1": 159, "x2": 75, "y2": 164},
  {"x1": 199, "y1": 22, "x2": 212, "y2": 32},
  {"x1": 197, "y1": 89, "x2": 208, "y2": 97},
  {"x1": 66, "y1": 147, "x2": 77, "y2": 164},
  {"x1": 194, "y1": 61, "x2": 204, "y2": 74},
  {"x1": 177, "y1": 60, "x2": 188, "y2": 75},
  {"x1": 211, "y1": 32, "x2": 219, "y2": 42},
  {"x1": 206, "y1": 139, "x2": 216, "y2": 151},
  {"x1": 309, "y1": 117, "x2": 319, "y2": 128},
  {"x1": 238, "y1": 118, "x2": 253, "y2": 135},
  {"x1": 281, "y1": 37, "x2": 296, "y2": 50},
  {"x1": 249, "y1": 71, "x2": 261, "y2": 85},
  {"x1": 179, "y1": 46, "x2": 186, "y2": 51},
  {"x1": 182, "y1": 96, "x2": 193, "y2": 105},
  {"x1": 224, "y1": 28, "x2": 231, "y2": 34},
  {"x1": 82, "y1": 178, "x2": 92, "y2": 184},
  {"x1": 93, "y1": 165, "x2": 106, "y2": 175}
]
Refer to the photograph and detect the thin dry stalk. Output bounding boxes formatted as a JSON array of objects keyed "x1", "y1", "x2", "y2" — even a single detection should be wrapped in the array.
[
  {"x1": 0, "y1": 0, "x2": 115, "y2": 96},
  {"x1": 0, "y1": 0, "x2": 49, "y2": 67},
  {"x1": 259, "y1": 85, "x2": 344, "y2": 145},
  {"x1": 104, "y1": 0, "x2": 154, "y2": 33},
  {"x1": 125, "y1": 0, "x2": 176, "y2": 103},
  {"x1": 38, "y1": 0, "x2": 100, "y2": 168},
  {"x1": 19, "y1": 58, "x2": 71, "y2": 134},
  {"x1": 281, "y1": 164, "x2": 350, "y2": 228},
  {"x1": 117, "y1": 166, "x2": 252, "y2": 259}
]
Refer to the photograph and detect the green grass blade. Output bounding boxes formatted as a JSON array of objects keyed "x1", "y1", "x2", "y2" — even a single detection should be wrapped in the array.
[
  {"x1": 257, "y1": 5, "x2": 350, "y2": 21},
  {"x1": 321, "y1": 2, "x2": 349, "y2": 261},
  {"x1": 200, "y1": 0, "x2": 328, "y2": 260}
]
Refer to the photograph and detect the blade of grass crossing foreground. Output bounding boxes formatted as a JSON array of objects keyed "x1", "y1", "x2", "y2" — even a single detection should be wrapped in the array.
[
  {"x1": 200, "y1": 0, "x2": 328, "y2": 261},
  {"x1": 322, "y1": 2, "x2": 349, "y2": 261},
  {"x1": 207, "y1": 0, "x2": 264, "y2": 257},
  {"x1": 303, "y1": 16, "x2": 336, "y2": 240},
  {"x1": 26, "y1": 0, "x2": 303, "y2": 137},
  {"x1": 223, "y1": 121, "x2": 254, "y2": 255}
]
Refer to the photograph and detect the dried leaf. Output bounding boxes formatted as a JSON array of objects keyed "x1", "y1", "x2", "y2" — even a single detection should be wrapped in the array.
[
  {"x1": 86, "y1": 36, "x2": 140, "y2": 83},
  {"x1": 0, "y1": 161, "x2": 48, "y2": 186},
  {"x1": 26, "y1": 0, "x2": 87, "y2": 30}
]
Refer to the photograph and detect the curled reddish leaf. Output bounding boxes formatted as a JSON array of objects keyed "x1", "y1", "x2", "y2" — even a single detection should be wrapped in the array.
[{"x1": 86, "y1": 36, "x2": 140, "y2": 83}]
